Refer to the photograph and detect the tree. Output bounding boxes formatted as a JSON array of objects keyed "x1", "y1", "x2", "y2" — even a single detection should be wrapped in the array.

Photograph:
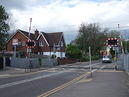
[
  {"x1": 107, "y1": 30, "x2": 120, "y2": 38},
  {"x1": 76, "y1": 23, "x2": 107, "y2": 55},
  {"x1": 0, "y1": 5, "x2": 9, "y2": 51},
  {"x1": 65, "y1": 44, "x2": 82, "y2": 59}
]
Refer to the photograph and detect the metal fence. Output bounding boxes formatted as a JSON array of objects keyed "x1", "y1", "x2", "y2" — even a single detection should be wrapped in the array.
[
  {"x1": 11, "y1": 58, "x2": 58, "y2": 68},
  {"x1": 117, "y1": 54, "x2": 129, "y2": 72}
]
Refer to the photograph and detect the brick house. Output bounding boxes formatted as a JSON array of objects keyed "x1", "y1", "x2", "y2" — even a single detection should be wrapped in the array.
[{"x1": 6, "y1": 29, "x2": 66, "y2": 58}]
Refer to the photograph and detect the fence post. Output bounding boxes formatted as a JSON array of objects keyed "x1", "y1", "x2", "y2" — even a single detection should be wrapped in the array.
[
  {"x1": 38, "y1": 58, "x2": 42, "y2": 70},
  {"x1": 3, "y1": 56, "x2": 6, "y2": 70}
]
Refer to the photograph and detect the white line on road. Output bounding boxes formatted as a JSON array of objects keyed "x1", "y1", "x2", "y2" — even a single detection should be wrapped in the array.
[
  {"x1": 0, "y1": 62, "x2": 103, "y2": 89},
  {"x1": 0, "y1": 70, "x2": 72, "y2": 89},
  {"x1": 91, "y1": 65, "x2": 105, "y2": 73},
  {"x1": 83, "y1": 62, "x2": 102, "y2": 68}
]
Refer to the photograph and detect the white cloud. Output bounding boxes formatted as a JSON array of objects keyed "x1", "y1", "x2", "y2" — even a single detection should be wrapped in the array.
[{"x1": 2, "y1": 0, "x2": 129, "y2": 43}]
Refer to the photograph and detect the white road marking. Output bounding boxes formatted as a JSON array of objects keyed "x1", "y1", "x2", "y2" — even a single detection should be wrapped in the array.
[
  {"x1": 0, "y1": 70, "x2": 72, "y2": 89},
  {"x1": 0, "y1": 62, "x2": 103, "y2": 89},
  {"x1": 0, "y1": 74, "x2": 11, "y2": 77}
]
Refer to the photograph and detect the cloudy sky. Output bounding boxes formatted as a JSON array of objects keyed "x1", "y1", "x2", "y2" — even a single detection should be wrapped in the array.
[{"x1": 0, "y1": 0, "x2": 129, "y2": 43}]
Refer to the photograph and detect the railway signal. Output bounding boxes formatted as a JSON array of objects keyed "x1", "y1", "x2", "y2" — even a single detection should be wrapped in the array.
[
  {"x1": 26, "y1": 40, "x2": 35, "y2": 48},
  {"x1": 106, "y1": 38, "x2": 119, "y2": 47}
]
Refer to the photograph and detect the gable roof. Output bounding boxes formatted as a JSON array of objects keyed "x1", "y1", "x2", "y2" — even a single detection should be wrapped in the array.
[
  {"x1": 18, "y1": 29, "x2": 36, "y2": 40},
  {"x1": 41, "y1": 32, "x2": 63, "y2": 46},
  {"x1": 7, "y1": 29, "x2": 65, "y2": 47},
  {"x1": 7, "y1": 29, "x2": 37, "y2": 43}
]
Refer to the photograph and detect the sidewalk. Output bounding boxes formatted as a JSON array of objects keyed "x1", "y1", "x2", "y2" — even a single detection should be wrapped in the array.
[
  {"x1": 0, "y1": 66, "x2": 47, "y2": 77},
  {"x1": 51, "y1": 70, "x2": 129, "y2": 97},
  {"x1": 0, "y1": 67, "x2": 25, "y2": 74}
]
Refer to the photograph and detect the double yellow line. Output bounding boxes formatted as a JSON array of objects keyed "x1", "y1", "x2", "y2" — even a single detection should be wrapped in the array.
[{"x1": 37, "y1": 72, "x2": 91, "y2": 97}]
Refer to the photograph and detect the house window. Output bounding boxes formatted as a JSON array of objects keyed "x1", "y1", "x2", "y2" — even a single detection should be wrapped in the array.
[
  {"x1": 39, "y1": 42, "x2": 44, "y2": 46},
  {"x1": 40, "y1": 52, "x2": 44, "y2": 55},
  {"x1": 61, "y1": 41, "x2": 63, "y2": 47},
  {"x1": 22, "y1": 41, "x2": 26, "y2": 46},
  {"x1": 57, "y1": 47, "x2": 60, "y2": 50},
  {"x1": 18, "y1": 41, "x2": 22, "y2": 46}
]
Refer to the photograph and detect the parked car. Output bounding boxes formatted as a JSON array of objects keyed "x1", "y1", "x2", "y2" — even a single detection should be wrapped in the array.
[{"x1": 102, "y1": 55, "x2": 112, "y2": 63}]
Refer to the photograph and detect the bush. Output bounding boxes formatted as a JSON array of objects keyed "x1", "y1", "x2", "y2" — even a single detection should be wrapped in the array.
[
  {"x1": 80, "y1": 56, "x2": 89, "y2": 62},
  {"x1": 91, "y1": 55, "x2": 100, "y2": 60},
  {"x1": 80, "y1": 55, "x2": 100, "y2": 62},
  {"x1": 66, "y1": 45, "x2": 82, "y2": 59}
]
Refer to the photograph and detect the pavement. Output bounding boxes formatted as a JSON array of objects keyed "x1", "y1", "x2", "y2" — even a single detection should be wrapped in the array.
[
  {"x1": 0, "y1": 67, "x2": 25, "y2": 75},
  {"x1": 50, "y1": 69, "x2": 129, "y2": 97},
  {"x1": 0, "y1": 66, "x2": 49, "y2": 78}
]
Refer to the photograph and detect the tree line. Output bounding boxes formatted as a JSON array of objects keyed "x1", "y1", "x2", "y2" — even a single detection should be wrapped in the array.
[{"x1": 66, "y1": 23, "x2": 122, "y2": 61}]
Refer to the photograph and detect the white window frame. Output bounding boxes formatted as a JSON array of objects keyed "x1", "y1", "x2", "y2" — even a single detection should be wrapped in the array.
[
  {"x1": 39, "y1": 41, "x2": 44, "y2": 47},
  {"x1": 22, "y1": 41, "x2": 26, "y2": 46},
  {"x1": 61, "y1": 41, "x2": 63, "y2": 47}
]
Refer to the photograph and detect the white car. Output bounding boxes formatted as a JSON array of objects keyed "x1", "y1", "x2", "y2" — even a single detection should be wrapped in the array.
[{"x1": 102, "y1": 55, "x2": 112, "y2": 63}]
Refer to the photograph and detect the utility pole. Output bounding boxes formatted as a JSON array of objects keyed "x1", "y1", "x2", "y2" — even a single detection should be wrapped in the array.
[
  {"x1": 27, "y1": 18, "x2": 32, "y2": 58},
  {"x1": 89, "y1": 46, "x2": 92, "y2": 77}
]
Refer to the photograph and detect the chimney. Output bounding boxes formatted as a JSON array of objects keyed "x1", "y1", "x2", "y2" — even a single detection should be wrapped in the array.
[{"x1": 35, "y1": 29, "x2": 39, "y2": 38}]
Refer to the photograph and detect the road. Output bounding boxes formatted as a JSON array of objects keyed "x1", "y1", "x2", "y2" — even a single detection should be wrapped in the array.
[{"x1": 0, "y1": 60, "x2": 117, "y2": 97}]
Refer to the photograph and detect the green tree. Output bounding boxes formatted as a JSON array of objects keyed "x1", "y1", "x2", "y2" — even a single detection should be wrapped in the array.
[
  {"x1": 0, "y1": 5, "x2": 9, "y2": 51},
  {"x1": 65, "y1": 44, "x2": 82, "y2": 59},
  {"x1": 76, "y1": 23, "x2": 107, "y2": 55}
]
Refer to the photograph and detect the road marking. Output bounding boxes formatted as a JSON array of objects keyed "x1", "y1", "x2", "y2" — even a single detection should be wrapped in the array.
[
  {"x1": 79, "y1": 78, "x2": 93, "y2": 83},
  {"x1": 68, "y1": 62, "x2": 101, "y2": 68},
  {"x1": 37, "y1": 72, "x2": 89, "y2": 97},
  {"x1": 0, "y1": 74, "x2": 11, "y2": 77},
  {"x1": 97, "y1": 70, "x2": 124, "y2": 72},
  {"x1": 0, "y1": 62, "x2": 101, "y2": 78},
  {"x1": 37, "y1": 66, "x2": 103, "y2": 97},
  {"x1": 0, "y1": 70, "x2": 71, "y2": 89},
  {"x1": 0, "y1": 68, "x2": 58, "y2": 78}
]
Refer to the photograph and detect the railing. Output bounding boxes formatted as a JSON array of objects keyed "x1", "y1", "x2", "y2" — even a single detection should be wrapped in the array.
[{"x1": 117, "y1": 54, "x2": 129, "y2": 72}]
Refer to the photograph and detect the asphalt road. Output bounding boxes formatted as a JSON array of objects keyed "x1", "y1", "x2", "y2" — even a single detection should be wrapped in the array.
[{"x1": 0, "y1": 60, "x2": 113, "y2": 97}]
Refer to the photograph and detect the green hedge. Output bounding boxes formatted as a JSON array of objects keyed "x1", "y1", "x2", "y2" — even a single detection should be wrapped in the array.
[{"x1": 80, "y1": 55, "x2": 100, "y2": 62}]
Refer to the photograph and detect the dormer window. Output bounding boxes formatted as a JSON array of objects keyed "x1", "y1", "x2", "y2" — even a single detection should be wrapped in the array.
[{"x1": 39, "y1": 41, "x2": 44, "y2": 46}]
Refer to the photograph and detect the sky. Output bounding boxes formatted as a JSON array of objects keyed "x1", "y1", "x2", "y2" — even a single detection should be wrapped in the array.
[{"x1": 0, "y1": 0, "x2": 129, "y2": 43}]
